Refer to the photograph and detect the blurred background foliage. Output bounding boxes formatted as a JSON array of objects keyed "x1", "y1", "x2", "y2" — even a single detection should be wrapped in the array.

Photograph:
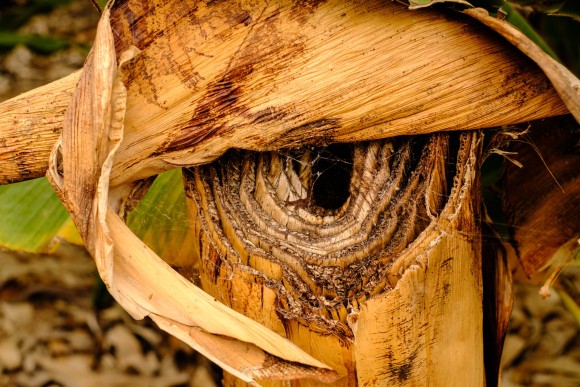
[{"x1": 0, "y1": 0, "x2": 76, "y2": 54}]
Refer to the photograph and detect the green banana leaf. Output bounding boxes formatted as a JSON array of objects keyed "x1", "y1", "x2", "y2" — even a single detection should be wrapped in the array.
[
  {"x1": 0, "y1": 170, "x2": 190, "y2": 263},
  {"x1": 0, "y1": 177, "x2": 71, "y2": 252},
  {"x1": 126, "y1": 168, "x2": 193, "y2": 265}
]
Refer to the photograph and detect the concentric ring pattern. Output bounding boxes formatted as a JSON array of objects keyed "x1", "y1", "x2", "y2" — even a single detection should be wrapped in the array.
[{"x1": 184, "y1": 133, "x2": 456, "y2": 335}]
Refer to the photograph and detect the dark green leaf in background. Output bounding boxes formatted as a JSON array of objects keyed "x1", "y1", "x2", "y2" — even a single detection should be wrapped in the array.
[
  {"x1": 127, "y1": 169, "x2": 194, "y2": 264},
  {"x1": 0, "y1": 177, "x2": 70, "y2": 252},
  {"x1": 0, "y1": 0, "x2": 71, "y2": 31},
  {"x1": 0, "y1": 31, "x2": 69, "y2": 54}
]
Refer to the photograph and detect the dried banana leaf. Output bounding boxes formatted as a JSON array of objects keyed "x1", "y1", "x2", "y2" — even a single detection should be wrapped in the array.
[
  {"x1": 464, "y1": 8, "x2": 580, "y2": 122},
  {"x1": 45, "y1": 2, "x2": 335, "y2": 383},
  {"x1": 0, "y1": 0, "x2": 578, "y2": 384},
  {"x1": 0, "y1": 0, "x2": 575, "y2": 186}
]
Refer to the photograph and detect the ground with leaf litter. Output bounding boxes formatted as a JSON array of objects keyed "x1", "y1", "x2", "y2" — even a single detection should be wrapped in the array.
[
  {"x1": 0, "y1": 1, "x2": 578, "y2": 386},
  {"x1": 0, "y1": 245, "x2": 219, "y2": 387}
]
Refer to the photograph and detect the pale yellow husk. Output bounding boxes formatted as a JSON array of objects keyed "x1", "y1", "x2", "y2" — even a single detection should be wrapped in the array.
[{"x1": 0, "y1": 0, "x2": 579, "y2": 384}]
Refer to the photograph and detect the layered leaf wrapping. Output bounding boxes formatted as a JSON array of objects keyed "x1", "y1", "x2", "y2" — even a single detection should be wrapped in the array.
[
  {"x1": 45, "y1": 2, "x2": 336, "y2": 383},
  {"x1": 0, "y1": 0, "x2": 578, "y2": 384},
  {"x1": 184, "y1": 132, "x2": 487, "y2": 385},
  {"x1": 0, "y1": 1, "x2": 575, "y2": 186}
]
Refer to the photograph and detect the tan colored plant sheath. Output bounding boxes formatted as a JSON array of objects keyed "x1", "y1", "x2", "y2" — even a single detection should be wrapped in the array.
[
  {"x1": 0, "y1": 0, "x2": 578, "y2": 384},
  {"x1": 464, "y1": 8, "x2": 580, "y2": 123},
  {"x1": 0, "y1": 71, "x2": 80, "y2": 184},
  {"x1": 185, "y1": 132, "x2": 485, "y2": 385},
  {"x1": 1, "y1": 0, "x2": 575, "y2": 186},
  {"x1": 46, "y1": 3, "x2": 336, "y2": 383}
]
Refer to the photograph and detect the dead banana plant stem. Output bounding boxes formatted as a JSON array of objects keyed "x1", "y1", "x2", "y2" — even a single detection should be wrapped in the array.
[{"x1": 0, "y1": 0, "x2": 578, "y2": 385}]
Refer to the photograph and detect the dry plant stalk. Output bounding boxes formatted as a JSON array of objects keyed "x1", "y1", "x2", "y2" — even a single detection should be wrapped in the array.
[
  {"x1": 0, "y1": 0, "x2": 578, "y2": 385},
  {"x1": 44, "y1": 2, "x2": 336, "y2": 383},
  {"x1": 0, "y1": 71, "x2": 80, "y2": 184},
  {"x1": 0, "y1": 1, "x2": 573, "y2": 186},
  {"x1": 186, "y1": 132, "x2": 484, "y2": 385}
]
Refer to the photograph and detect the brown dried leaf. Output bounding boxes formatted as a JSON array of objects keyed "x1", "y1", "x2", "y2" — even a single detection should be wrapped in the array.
[
  {"x1": 464, "y1": 8, "x2": 580, "y2": 123},
  {"x1": 1, "y1": 0, "x2": 576, "y2": 384},
  {"x1": 1, "y1": 0, "x2": 572, "y2": 185},
  {"x1": 44, "y1": 2, "x2": 337, "y2": 383}
]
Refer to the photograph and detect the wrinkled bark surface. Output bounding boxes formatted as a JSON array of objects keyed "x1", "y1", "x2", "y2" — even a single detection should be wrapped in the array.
[{"x1": 183, "y1": 131, "x2": 484, "y2": 385}]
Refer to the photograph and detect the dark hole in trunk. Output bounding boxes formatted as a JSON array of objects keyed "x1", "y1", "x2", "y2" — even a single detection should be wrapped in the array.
[{"x1": 311, "y1": 143, "x2": 353, "y2": 210}]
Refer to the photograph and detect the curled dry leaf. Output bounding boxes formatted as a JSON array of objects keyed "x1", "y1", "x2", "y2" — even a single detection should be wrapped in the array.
[
  {"x1": 408, "y1": 0, "x2": 473, "y2": 10},
  {"x1": 464, "y1": 7, "x2": 580, "y2": 123},
  {"x1": 0, "y1": 0, "x2": 574, "y2": 186},
  {"x1": 0, "y1": 0, "x2": 578, "y2": 384},
  {"x1": 45, "y1": 1, "x2": 336, "y2": 383},
  {"x1": 501, "y1": 116, "x2": 579, "y2": 276}
]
